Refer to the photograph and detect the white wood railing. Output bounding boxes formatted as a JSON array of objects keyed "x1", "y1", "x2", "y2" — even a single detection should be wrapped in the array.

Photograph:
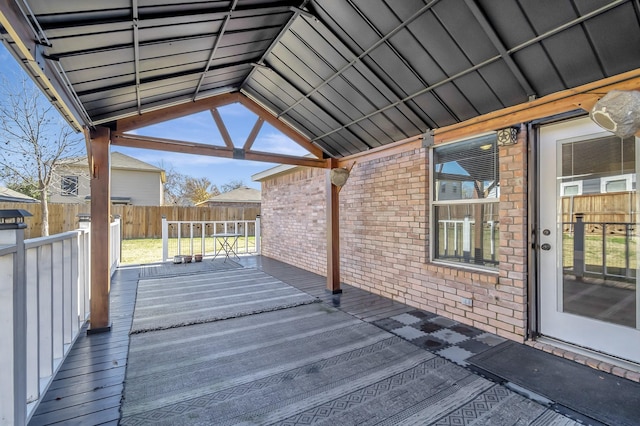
[
  {"x1": 161, "y1": 217, "x2": 260, "y2": 261},
  {"x1": 0, "y1": 216, "x2": 121, "y2": 425}
]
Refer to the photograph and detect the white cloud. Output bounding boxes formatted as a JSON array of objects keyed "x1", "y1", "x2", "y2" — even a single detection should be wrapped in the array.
[{"x1": 253, "y1": 132, "x2": 310, "y2": 156}]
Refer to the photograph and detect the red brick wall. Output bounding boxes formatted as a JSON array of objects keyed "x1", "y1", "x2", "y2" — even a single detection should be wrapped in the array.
[{"x1": 259, "y1": 130, "x2": 528, "y2": 342}]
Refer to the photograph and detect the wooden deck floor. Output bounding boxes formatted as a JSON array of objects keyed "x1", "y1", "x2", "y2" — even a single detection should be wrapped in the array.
[
  {"x1": 28, "y1": 266, "x2": 139, "y2": 426},
  {"x1": 28, "y1": 256, "x2": 412, "y2": 425}
]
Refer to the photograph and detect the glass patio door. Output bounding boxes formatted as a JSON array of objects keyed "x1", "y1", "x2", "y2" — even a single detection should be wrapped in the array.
[{"x1": 538, "y1": 116, "x2": 640, "y2": 364}]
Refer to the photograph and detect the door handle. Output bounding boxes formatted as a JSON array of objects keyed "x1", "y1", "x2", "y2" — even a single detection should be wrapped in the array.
[{"x1": 540, "y1": 243, "x2": 551, "y2": 251}]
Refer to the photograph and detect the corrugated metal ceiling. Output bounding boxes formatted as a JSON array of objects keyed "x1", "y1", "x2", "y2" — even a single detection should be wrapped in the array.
[{"x1": 2, "y1": 0, "x2": 639, "y2": 158}]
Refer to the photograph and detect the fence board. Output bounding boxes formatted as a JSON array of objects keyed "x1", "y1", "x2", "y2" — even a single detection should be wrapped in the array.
[
  {"x1": 0, "y1": 203, "x2": 260, "y2": 239},
  {"x1": 561, "y1": 192, "x2": 636, "y2": 234}
]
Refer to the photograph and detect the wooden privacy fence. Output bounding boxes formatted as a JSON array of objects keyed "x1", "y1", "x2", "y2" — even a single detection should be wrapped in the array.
[
  {"x1": 0, "y1": 203, "x2": 260, "y2": 239},
  {"x1": 561, "y1": 192, "x2": 636, "y2": 234}
]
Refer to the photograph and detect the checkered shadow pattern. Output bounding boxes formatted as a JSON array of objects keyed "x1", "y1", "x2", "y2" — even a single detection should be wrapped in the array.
[{"x1": 374, "y1": 310, "x2": 506, "y2": 366}]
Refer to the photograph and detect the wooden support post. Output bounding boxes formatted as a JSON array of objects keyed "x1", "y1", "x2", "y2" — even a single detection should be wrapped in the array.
[
  {"x1": 326, "y1": 159, "x2": 342, "y2": 294},
  {"x1": 87, "y1": 127, "x2": 112, "y2": 334}
]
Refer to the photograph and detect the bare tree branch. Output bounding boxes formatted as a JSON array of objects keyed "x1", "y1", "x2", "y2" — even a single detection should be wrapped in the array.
[{"x1": 0, "y1": 75, "x2": 83, "y2": 235}]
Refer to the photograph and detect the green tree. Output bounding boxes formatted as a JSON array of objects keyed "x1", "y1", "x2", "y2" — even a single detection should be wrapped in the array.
[{"x1": 5, "y1": 178, "x2": 40, "y2": 199}]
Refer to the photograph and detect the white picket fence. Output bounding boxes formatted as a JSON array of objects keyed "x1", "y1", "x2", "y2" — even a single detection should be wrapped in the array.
[
  {"x1": 161, "y1": 217, "x2": 261, "y2": 261},
  {"x1": 0, "y1": 217, "x2": 121, "y2": 425}
]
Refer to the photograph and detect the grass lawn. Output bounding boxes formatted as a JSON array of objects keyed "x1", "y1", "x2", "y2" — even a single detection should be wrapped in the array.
[
  {"x1": 121, "y1": 237, "x2": 257, "y2": 265},
  {"x1": 121, "y1": 239, "x2": 163, "y2": 265}
]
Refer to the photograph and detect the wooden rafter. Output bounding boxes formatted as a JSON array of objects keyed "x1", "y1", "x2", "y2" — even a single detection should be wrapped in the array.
[
  {"x1": 115, "y1": 92, "x2": 240, "y2": 133},
  {"x1": 243, "y1": 117, "x2": 265, "y2": 151},
  {"x1": 210, "y1": 108, "x2": 235, "y2": 148},
  {"x1": 238, "y1": 93, "x2": 324, "y2": 159}
]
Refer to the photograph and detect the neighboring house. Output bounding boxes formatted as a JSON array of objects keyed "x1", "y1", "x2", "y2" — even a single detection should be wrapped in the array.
[
  {"x1": 196, "y1": 186, "x2": 261, "y2": 208},
  {"x1": 196, "y1": 186, "x2": 261, "y2": 220},
  {"x1": 0, "y1": 186, "x2": 39, "y2": 203},
  {"x1": 50, "y1": 152, "x2": 166, "y2": 206}
]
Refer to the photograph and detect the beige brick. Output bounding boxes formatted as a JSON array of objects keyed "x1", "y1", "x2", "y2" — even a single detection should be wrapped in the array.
[
  {"x1": 488, "y1": 305, "x2": 513, "y2": 316},
  {"x1": 625, "y1": 371, "x2": 640, "y2": 382},
  {"x1": 262, "y1": 144, "x2": 529, "y2": 352}
]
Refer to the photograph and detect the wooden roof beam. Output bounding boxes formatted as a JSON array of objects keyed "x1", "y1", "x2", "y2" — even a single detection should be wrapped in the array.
[
  {"x1": 115, "y1": 92, "x2": 240, "y2": 133},
  {"x1": 244, "y1": 150, "x2": 326, "y2": 168},
  {"x1": 210, "y1": 108, "x2": 235, "y2": 149},
  {"x1": 111, "y1": 132, "x2": 327, "y2": 168},
  {"x1": 434, "y1": 69, "x2": 640, "y2": 143},
  {"x1": 111, "y1": 133, "x2": 234, "y2": 158},
  {"x1": 243, "y1": 117, "x2": 265, "y2": 151},
  {"x1": 238, "y1": 93, "x2": 324, "y2": 159}
]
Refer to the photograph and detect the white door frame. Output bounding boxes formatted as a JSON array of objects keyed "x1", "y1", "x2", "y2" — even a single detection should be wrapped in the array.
[{"x1": 538, "y1": 116, "x2": 640, "y2": 364}]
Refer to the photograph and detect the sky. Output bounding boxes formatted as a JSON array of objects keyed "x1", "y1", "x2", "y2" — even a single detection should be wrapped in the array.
[{"x1": 0, "y1": 43, "x2": 309, "y2": 191}]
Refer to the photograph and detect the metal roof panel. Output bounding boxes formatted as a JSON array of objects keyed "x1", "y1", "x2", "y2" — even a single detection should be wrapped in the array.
[{"x1": 2, "y1": 0, "x2": 639, "y2": 158}]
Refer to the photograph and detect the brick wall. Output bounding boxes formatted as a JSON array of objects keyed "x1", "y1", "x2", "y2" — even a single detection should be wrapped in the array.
[
  {"x1": 259, "y1": 130, "x2": 528, "y2": 342},
  {"x1": 261, "y1": 167, "x2": 327, "y2": 275}
]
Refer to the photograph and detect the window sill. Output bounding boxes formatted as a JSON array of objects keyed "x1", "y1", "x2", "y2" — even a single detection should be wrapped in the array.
[{"x1": 430, "y1": 259, "x2": 500, "y2": 276}]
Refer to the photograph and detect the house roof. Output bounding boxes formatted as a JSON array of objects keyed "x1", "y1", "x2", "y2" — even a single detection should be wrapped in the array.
[
  {"x1": 61, "y1": 152, "x2": 163, "y2": 172},
  {"x1": 252, "y1": 163, "x2": 299, "y2": 182},
  {"x1": 110, "y1": 152, "x2": 164, "y2": 172},
  {"x1": 1, "y1": 1, "x2": 639, "y2": 159},
  {"x1": 199, "y1": 187, "x2": 261, "y2": 204},
  {"x1": 0, "y1": 186, "x2": 39, "y2": 203}
]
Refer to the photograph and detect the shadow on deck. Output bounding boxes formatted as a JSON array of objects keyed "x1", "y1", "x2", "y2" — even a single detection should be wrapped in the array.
[
  {"x1": 29, "y1": 256, "x2": 416, "y2": 425},
  {"x1": 28, "y1": 256, "x2": 639, "y2": 426}
]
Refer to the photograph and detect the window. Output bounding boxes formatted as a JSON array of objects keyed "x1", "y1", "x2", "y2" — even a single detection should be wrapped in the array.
[
  {"x1": 601, "y1": 174, "x2": 633, "y2": 193},
  {"x1": 431, "y1": 134, "x2": 499, "y2": 268},
  {"x1": 61, "y1": 175, "x2": 79, "y2": 196},
  {"x1": 561, "y1": 181, "x2": 583, "y2": 196}
]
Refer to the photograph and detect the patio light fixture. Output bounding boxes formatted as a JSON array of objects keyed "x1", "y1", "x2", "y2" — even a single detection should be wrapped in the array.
[
  {"x1": 0, "y1": 209, "x2": 32, "y2": 229},
  {"x1": 330, "y1": 162, "x2": 356, "y2": 189},
  {"x1": 330, "y1": 167, "x2": 350, "y2": 187},
  {"x1": 590, "y1": 90, "x2": 640, "y2": 138}
]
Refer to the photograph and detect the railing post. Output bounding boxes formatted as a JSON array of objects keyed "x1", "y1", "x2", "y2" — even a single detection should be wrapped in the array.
[
  {"x1": 190, "y1": 222, "x2": 194, "y2": 255},
  {"x1": 78, "y1": 214, "x2": 91, "y2": 322},
  {"x1": 162, "y1": 216, "x2": 168, "y2": 261},
  {"x1": 0, "y1": 209, "x2": 31, "y2": 426},
  {"x1": 114, "y1": 215, "x2": 122, "y2": 270},
  {"x1": 255, "y1": 216, "x2": 261, "y2": 255},
  {"x1": 574, "y1": 213, "x2": 585, "y2": 280},
  {"x1": 462, "y1": 215, "x2": 471, "y2": 262},
  {"x1": 201, "y1": 221, "x2": 206, "y2": 257}
]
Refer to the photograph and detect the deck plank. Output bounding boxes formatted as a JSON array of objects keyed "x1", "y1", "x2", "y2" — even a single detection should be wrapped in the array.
[
  {"x1": 30, "y1": 256, "x2": 425, "y2": 425},
  {"x1": 29, "y1": 267, "x2": 138, "y2": 425}
]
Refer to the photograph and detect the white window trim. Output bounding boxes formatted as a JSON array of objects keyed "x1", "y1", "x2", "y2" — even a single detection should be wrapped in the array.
[
  {"x1": 561, "y1": 180, "x2": 583, "y2": 196},
  {"x1": 600, "y1": 173, "x2": 633, "y2": 193}
]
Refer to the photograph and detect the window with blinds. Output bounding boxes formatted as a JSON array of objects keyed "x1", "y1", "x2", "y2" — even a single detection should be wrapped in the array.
[
  {"x1": 61, "y1": 175, "x2": 79, "y2": 196},
  {"x1": 431, "y1": 134, "x2": 499, "y2": 268}
]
